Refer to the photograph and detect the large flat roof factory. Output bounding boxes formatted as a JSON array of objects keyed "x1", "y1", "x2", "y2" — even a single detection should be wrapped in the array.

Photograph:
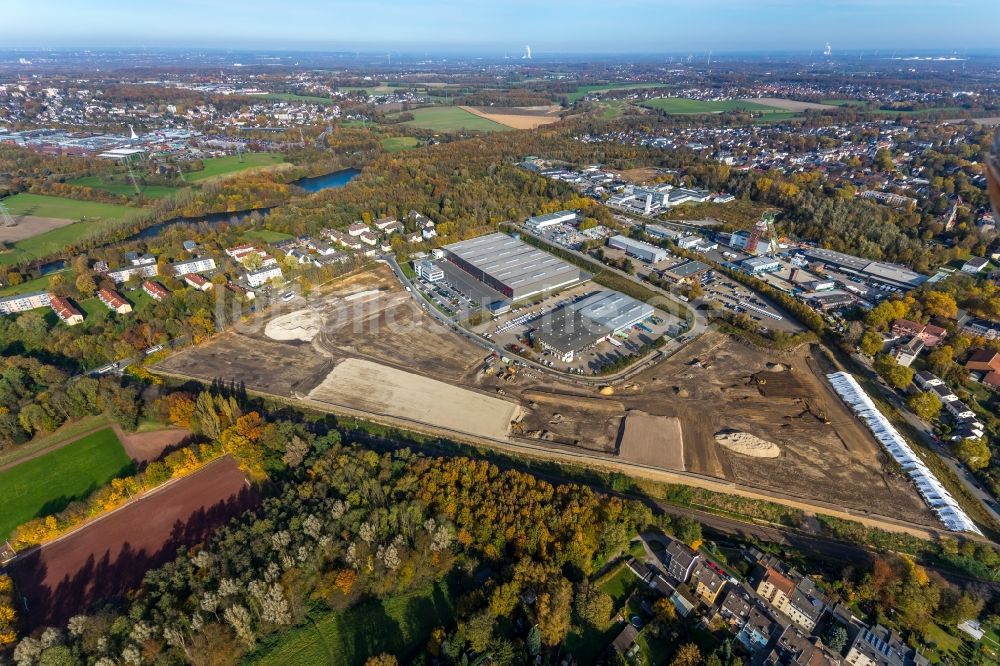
[{"x1": 442, "y1": 232, "x2": 586, "y2": 301}]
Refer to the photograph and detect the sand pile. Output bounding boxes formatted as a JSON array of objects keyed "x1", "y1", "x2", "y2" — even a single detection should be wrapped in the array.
[
  {"x1": 265, "y1": 309, "x2": 322, "y2": 341},
  {"x1": 715, "y1": 431, "x2": 781, "y2": 458}
]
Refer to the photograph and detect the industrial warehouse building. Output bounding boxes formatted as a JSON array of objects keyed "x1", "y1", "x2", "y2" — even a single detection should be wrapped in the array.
[
  {"x1": 802, "y1": 248, "x2": 927, "y2": 291},
  {"x1": 442, "y1": 232, "x2": 585, "y2": 301},
  {"x1": 534, "y1": 290, "x2": 654, "y2": 362},
  {"x1": 608, "y1": 235, "x2": 668, "y2": 263},
  {"x1": 525, "y1": 210, "x2": 578, "y2": 231}
]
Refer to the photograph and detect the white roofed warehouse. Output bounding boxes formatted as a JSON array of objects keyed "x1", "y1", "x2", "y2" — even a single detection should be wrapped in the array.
[
  {"x1": 533, "y1": 290, "x2": 654, "y2": 362},
  {"x1": 442, "y1": 232, "x2": 585, "y2": 301}
]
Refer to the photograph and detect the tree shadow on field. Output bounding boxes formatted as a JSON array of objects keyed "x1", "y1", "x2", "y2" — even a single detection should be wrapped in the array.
[{"x1": 11, "y1": 483, "x2": 258, "y2": 629}]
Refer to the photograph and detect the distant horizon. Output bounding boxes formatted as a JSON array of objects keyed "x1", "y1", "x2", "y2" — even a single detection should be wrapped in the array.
[
  {"x1": 6, "y1": 0, "x2": 1000, "y2": 54},
  {"x1": 1, "y1": 45, "x2": 998, "y2": 60}
]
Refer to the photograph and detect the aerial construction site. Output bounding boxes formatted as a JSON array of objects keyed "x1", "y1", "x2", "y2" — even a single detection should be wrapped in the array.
[{"x1": 154, "y1": 261, "x2": 948, "y2": 535}]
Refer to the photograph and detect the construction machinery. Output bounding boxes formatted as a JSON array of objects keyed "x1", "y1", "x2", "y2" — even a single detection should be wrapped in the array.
[{"x1": 795, "y1": 400, "x2": 831, "y2": 425}]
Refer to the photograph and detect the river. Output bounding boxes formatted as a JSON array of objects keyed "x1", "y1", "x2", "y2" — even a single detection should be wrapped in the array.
[{"x1": 126, "y1": 168, "x2": 360, "y2": 240}]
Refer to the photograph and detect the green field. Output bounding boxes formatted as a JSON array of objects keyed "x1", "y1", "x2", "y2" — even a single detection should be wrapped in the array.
[
  {"x1": 381, "y1": 136, "x2": 420, "y2": 152},
  {"x1": 340, "y1": 85, "x2": 406, "y2": 95},
  {"x1": 252, "y1": 580, "x2": 454, "y2": 666},
  {"x1": 567, "y1": 82, "x2": 672, "y2": 103},
  {"x1": 598, "y1": 100, "x2": 628, "y2": 120},
  {"x1": 0, "y1": 272, "x2": 65, "y2": 297},
  {"x1": 263, "y1": 93, "x2": 338, "y2": 105},
  {"x1": 395, "y1": 106, "x2": 508, "y2": 133},
  {"x1": 823, "y1": 99, "x2": 867, "y2": 107},
  {"x1": 0, "y1": 194, "x2": 143, "y2": 266},
  {"x1": 0, "y1": 427, "x2": 133, "y2": 540},
  {"x1": 642, "y1": 97, "x2": 783, "y2": 115},
  {"x1": 185, "y1": 153, "x2": 287, "y2": 182},
  {"x1": 1, "y1": 193, "x2": 136, "y2": 221},
  {"x1": 242, "y1": 228, "x2": 295, "y2": 243},
  {"x1": 66, "y1": 175, "x2": 178, "y2": 199}
]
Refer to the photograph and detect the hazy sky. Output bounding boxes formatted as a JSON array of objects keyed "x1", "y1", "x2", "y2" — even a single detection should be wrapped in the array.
[{"x1": 5, "y1": 0, "x2": 999, "y2": 53}]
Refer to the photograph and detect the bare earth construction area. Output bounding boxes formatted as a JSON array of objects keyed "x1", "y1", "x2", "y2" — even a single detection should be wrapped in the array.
[
  {"x1": 308, "y1": 358, "x2": 518, "y2": 441},
  {"x1": 0, "y1": 215, "x2": 75, "y2": 242},
  {"x1": 155, "y1": 267, "x2": 933, "y2": 527},
  {"x1": 460, "y1": 105, "x2": 564, "y2": 129}
]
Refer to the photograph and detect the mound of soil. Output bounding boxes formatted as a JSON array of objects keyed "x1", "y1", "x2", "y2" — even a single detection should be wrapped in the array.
[{"x1": 715, "y1": 430, "x2": 781, "y2": 458}]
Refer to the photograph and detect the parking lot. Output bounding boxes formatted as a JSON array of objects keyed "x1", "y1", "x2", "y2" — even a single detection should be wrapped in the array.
[{"x1": 410, "y1": 259, "x2": 507, "y2": 319}]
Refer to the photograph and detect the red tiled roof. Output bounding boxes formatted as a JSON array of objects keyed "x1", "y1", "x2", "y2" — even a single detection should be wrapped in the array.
[
  {"x1": 50, "y1": 296, "x2": 82, "y2": 321},
  {"x1": 98, "y1": 288, "x2": 128, "y2": 309}
]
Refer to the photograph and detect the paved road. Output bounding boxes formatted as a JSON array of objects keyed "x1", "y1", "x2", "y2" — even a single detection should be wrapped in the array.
[{"x1": 850, "y1": 353, "x2": 1000, "y2": 525}]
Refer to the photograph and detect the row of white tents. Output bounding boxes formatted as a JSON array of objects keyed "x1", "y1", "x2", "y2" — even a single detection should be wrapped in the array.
[{"x1": 826, "y1": 371, "x2": 982, "y2": 535}]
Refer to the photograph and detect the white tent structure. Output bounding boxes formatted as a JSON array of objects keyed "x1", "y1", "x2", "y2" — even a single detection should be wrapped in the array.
[{"x1": 826, "y1": 371, "x2": 982, "y2": 535}]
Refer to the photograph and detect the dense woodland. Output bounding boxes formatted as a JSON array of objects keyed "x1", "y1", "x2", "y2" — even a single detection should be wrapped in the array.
[{"x1": 6, "y1": 381, "x2": 999, "y2": 665}]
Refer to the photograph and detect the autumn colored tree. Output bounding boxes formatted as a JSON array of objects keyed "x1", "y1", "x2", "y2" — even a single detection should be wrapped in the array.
[
  {"x1": 907, "y1": 391, "x2": 942, "y2": 421},
  {"x1": 365, "y1": 654, "x2": 398, "y2": 666},
  {"x1": 860, "y1": 330, "x2": 885, "y2": 357},
  {"x1": 670, "y1": 643, "x2": 702, "y2": 666},
  {"x1": 535, "y1": 578, "x2": 572, "y2": 646},
  {"x1": 164, "y1": 392, "x2": 196, "y2": 428},
  {"x1": 922, "y1": 290, "x2": 958, "y2": 320},
  {"x1": 954, "y1": 437, "x2": 991, "y2": 470}
]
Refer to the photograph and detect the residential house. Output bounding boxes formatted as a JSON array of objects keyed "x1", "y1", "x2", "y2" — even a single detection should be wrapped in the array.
[
  {"x1": 225, "y1": 243, "x2": 259, "y2": 260},
  {"x1": 665, "y1": 540, "x2": 699, "y2": 584},
  {"x1": 246, "y1": 265, "x2": 283, "y2": 288},
  {"x1": 890, "y1": 319, "x2": 946, "y2": 347},
  {"x1": 225, "y1": 282, "x2": 255, "y2": 300},
  {"x1": 892, "y1": 337, "x2": 924, "y2": 368},
  {"x1": 142, "y1": 280, "x2": 170, "y2": 301},
  {"x1": 98, "y1": 288, "x2": 132, "y2": 314},
  {"x1": 913, "y1": 371, "x2": 943, "y2": 390},
  {"x1": 966, "y1": 350, "x2": 1000, "y2": 374},
  {"x1": 347, "y1": 222, "x2": 369, "y2": 237},
  {"x1": 106, "y1": 263, "x2": 158, "y2": 283},
  {"x1": 964, "y1": 318, "x2": 1000, "y2": 340},
  {"x1": 381, "y1": 219, "x2": 403, "y2": 234},
  {"x1": 287, "y1": 248, "x2": 313, "y2": 264},
  {"x1": 404, "y1": 232, "x2": 423, "y2": 244},
  {"x1": 374, "y1": 217, "x2": 400, "y2": 232},
  {"x1": 171, "y1": 257, "x2": 216, "y2": 276},
  {"x1": 751, "y1": 562, "x2": 827, "y2": 632},
  {"x1": 671, "y1": 585, "x2": 698, "y2": 618},
  {"x1": 183, "y1": 273, "x2": 213, "y2": 291},
  {"x1": 0, "y1": 291, "x2": 51, "y2": 315},
  {"x1": 982, "y1": 372, "x2": 1000, "y2": 391},
  {"x1": 358, "y1": 231, "x2": 378, "y2": 246},
  {"x1": 312, "y1": 252, "x2": 352, "y2": 268},
  {"x1": 717, "y1": 583, "x2": 754, "y2": 627},
  {"x1": 961, "y1": 257, "x2": 989, "y2": 274},
  {"x1": 844, "y1": 624, "x2": 929, "y2": 666},
  {"x1": 738, "y1": 605, "x2": 782, "y2": 655},
  {"x1": 308, "y1": 240, "x2": 338, "y2": 256},
  {"x1": 764, "y1": 624, "x2": 842, "y2": 666},
  {"x1": 690, "y1": 560, "x2": 727, "y2": 606},
  {"x1": 611, "y1": 624, "x2": 640, "y2": 659},
  {"x1": 49, "y1": 296, "x2": 83, "y2": 325},
  {"x1": 930, "y1": 382, "x2": 958, "y2": 403},
  {"x1": 943, "y1": 400, "x2": 976, "y2": 420}
]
